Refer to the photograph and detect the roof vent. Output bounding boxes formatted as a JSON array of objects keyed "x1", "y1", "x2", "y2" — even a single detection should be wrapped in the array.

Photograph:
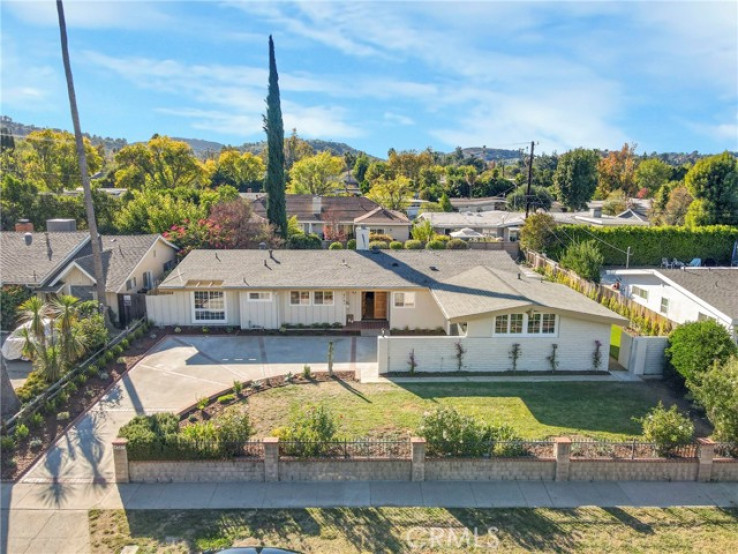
[
  {"x1": 430, "y1": 266, "x2": 439, "y2": 271},
  {"x1": 392, "y1": 262, "x2": 398, "y2": 267},
  {"x1": 24, "y1": 232, "x2": 33, "y2": 246}
]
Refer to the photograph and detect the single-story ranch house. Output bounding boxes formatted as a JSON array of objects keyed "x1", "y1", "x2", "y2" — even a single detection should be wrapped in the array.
[
  {"x1": 147, "y1": 249, "x2": 626, "y2": 372},
  {"x1": 607, "y1": 267, "x2": 738, "y2": 342}
]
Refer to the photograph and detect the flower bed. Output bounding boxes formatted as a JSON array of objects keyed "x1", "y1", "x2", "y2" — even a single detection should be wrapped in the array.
[{"x1": 0, "y1": 322, "x2": 160, "y2": 481}]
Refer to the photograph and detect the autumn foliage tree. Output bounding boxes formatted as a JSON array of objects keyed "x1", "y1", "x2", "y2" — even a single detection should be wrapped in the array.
[{"x1": 597, "y1": 143, "x2": 637, "y2": 197}]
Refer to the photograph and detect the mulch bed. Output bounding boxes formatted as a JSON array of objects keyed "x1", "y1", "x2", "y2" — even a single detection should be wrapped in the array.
[
  {"x1": 180, "y1": 371, "x2": 356, "y2": 426},
  {"x1": 0, "y1": 329, "x2": 163, "y2": 482}
]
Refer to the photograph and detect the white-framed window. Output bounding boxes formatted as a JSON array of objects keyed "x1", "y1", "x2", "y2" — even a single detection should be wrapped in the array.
[
  {"x1": 494, "y1": 314, "x2": 509, "y2": 334},
  {"x1": 370, "y1": 228, "x2": 386, "y2": 235},
  {"x1": 290, "y1": 291, "x2": 311, "y2": 306},
  {"x1": 193, "y1": 291, "x2": 226, "y2": 322},
  {"x1": 494, "y1": 312, "x2": 557, "y2": 336},
  {"x1": 248, "y1": 291, "x2": 272, "y2": 302},
  {"x1": 660, "y1": 297, "x2": 669, "y2": 314},
  {"x1": 393, "y1": 292, "x2": 415, "y2": 308},
  {"x1": 698, "y1": 312, "x2": 716, "y2": 323},
  {"x1": 632, "y1": 286, "x2": 648, "y2": 301},
  {"x1": 126, "y1": 277, "x2": 137, "y2": 291},
  {"x1": 314, "y1": 291, "x2": 334, "y2": 305}
]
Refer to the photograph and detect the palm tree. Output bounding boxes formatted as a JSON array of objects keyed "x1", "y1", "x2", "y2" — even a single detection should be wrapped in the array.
[
  {"x1": 18, "y1": 296, "x2": 48, "y2": 348},
  {"x1": 56, "y1": 0, "x2": 108, "y2": 317},
  {"x1": 50, "y1": 295, "x2": 87, "y2": 367}
]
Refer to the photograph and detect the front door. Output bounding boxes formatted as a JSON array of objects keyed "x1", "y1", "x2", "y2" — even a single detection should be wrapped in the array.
[{"x1": 374, "y1": 292, "x2": 387, "y2": 320}]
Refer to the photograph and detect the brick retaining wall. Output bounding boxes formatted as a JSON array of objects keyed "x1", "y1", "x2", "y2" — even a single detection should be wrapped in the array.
[
  {"x1": 425, "y1": 458, "x2": 556, "y2": 481},
  {"x1": 129, "y1": 459, "x2": 264, "y2": 483},
  {"x1": 280, "y1": 459, "x2": 411, "y2": 481}
]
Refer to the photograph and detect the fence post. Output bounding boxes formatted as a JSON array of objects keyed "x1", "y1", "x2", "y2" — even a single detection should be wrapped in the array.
[
  {"x1": 554, "y1": 437, "x2": 572, "y2": 482},
  {"x1": 697, "y1": 438, "x2": 715, "y2": 482},
  {"x1": 411, "y1": 437, "x2": 426, "y2": 482},
  {"x1": 263, "y1": 437, "x2": 279, "y2": 482},
  {"x1": 112, "y1": 438, "x2": 129, "y2": 484}
]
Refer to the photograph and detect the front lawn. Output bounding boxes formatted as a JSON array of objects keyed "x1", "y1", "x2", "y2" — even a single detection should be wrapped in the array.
[
  {"x1": 239, "y1": 380, "x2": 672, "y2": 441},
  {"x1": 89, "y1": 507, "x2": 738, "y2": 553}
]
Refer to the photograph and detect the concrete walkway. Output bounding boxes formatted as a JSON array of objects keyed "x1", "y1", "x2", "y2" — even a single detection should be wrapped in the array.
[
  {"x1": 2, "y1": 480, "x2": 737, "y2": 553},
  {"x1": 21, "y1": 335, "x2": 376, "y2": 485}
]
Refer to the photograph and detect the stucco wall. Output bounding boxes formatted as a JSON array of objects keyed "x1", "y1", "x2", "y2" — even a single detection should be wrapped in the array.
[
  {"x1": 389, "y1": 290, "x2": 446, "y2": 330},
  {"x1": 379, "y1": 316, "x2": 611, "y2": 373},
  {"x1": 126, "y1": 239, "x2": 178, "y2": 293}
]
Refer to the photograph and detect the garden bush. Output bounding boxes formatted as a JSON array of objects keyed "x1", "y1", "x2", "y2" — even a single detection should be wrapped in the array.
[
  {"x1": 404, "y1": 239, "x2": 423, "y2": 249},
  {"x1": 0, "y1": 436, "x2": 15, "y2": 452},
  {"x1": 636, "y1": 402, "x2": 694, "y2": 456},
  {"x1": 560, "y1": 240, "x2": 604, "y2": 283},
  {"x1": 287, "y1": 232, "x2": 322, "y2": 250},
  {"x1": 368, "y1": 240, "x2": 389, "y2": 250},
  {"x1": 389, "y1": 241, "x2": 403, "y2": 250},
  {"x1": 217, "y1": 394, "x2": 235, "y2": 405},
  {"x1": 16, "y1": 370, "x2": 49, "y2": 402},
  {"x1": 433, "y1": 234, "x2": 451, "y2": 243},
  {"x1": 56, "y1": 412, "x2": 70, "y2": 422},
  {"x1": 276, "y1": 404, "x2": 337, "y2": 456},
  {"x1": 426, "y1": 239, "x2": 446, "y2": 250},
  {"x1": 369, "y1": 233, "x2": 393, "y2": 243},
  {"x1": 693, "y1": 356, "x2": 738, "y2": 442},
  {"x1": 328, "y1": 241, "x2": 344, "y2": 250},
  {"x1": 446, "y1": 238, "x2": 469, "y2": 250},
  {"x1": 665, "y1": 320, "x2": 737, "y2": 386},
  {"x1": 0, "y1": 285, "x2": 32, "y2": 331},
  {"x1": 29, "y1": 412, "x2": 44, "y2": 429},
  {"x1": 418, "y1": 407, "x2": 488, "y2": 457},
  {"x1": 14, "y1": 423, "x2": 29, "y2": 441},
  {"x1": 347, "y1": 239, "x2": 357, "y2": 250}
]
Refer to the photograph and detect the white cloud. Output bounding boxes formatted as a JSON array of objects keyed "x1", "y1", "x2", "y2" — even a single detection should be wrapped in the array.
[
  {"x1": 383, "y1": 111, "x2": 414, "y2": 126},
  {"x1": 3, "y1": 0, "x2": 172, "y2": 30},
  {"x1": 0, "y1": 34, "x2": 60, "y2": 111}
]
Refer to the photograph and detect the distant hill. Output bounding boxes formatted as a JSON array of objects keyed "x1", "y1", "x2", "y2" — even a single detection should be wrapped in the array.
[
  {"x1": 1, "y1": 115, "x2": 128, "y2": 153},
  {"x1": 240, "y1": 138, "x2": 364, "y2": 158},
  {"x1": 459, "y1": 146, "x2": 523, "y2": 161}
]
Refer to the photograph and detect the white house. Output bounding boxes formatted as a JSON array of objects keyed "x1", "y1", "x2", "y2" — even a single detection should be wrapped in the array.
[
  {"x1": 607, "y1": 267, "x2": 738, "y2": 341},
  {"x1": 147, "y1": 249, "x2": 626, "y2": 372}
]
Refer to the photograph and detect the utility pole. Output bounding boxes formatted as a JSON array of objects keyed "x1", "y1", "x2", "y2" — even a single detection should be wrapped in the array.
[
  {"x1": 626, "y1": 246, "x2": 631, "y2": 269},
  {"x1": 525, "y1": 140, "x2": 535, "y2": 218}
]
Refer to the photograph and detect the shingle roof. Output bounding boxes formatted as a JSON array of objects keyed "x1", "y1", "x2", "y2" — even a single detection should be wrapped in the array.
[
  {"x1": 74, "y1": 235, "x2": 170, "y2": 292},
  {"x1": 0, "y1": 231, "x2": 90, "y2": 286},
  {"x1": 251, "y1": 195, "x2": 391, "y2": 223},
  {"x1": 353, "y1": 207, "x2": 410, "y2": 225},
  {"x1": 659, "y1": 268, "x2": 738, "y2": 320},
  {"x1": 160, "y1": 249, "x2": 625, "y2": 324}
]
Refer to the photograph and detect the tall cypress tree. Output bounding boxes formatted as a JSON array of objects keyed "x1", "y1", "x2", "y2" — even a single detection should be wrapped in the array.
[{"x1": 264, "y1": 35, "x2": 287, "y2": 237}]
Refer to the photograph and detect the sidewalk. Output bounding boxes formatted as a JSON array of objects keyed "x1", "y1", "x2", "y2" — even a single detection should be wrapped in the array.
[{"x1": 3, "y1": 480, "x2": 737, "y2": 553}]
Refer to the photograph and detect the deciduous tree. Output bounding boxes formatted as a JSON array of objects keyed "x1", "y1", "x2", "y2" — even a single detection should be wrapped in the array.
[
  {"x1": 553, "y1": 148, "x2": 599, "y2": 210},
  {"x1": 684, "y1": 152, "x2": 738, "y2": 226},
  {"x1": 288, "y1": 151, "x2": 345, "y2": 195},
  {"x1": 114, "y1": 136, "x2": 204, "y2": 190},
  {"x1": 366, "y1": 176, "x2": 412, "y2": 210}
]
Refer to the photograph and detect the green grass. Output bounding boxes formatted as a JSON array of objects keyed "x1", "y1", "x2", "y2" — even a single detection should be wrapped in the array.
[
  {"x1": 244, "y1": 380, "x2": 663, "y2": 440},
  {"x1": 89, "y1": 507, "x2": 738, "y2": 553}
]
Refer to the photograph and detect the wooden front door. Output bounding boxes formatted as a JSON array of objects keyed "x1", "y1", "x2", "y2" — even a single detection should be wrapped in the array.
[{"x1": 374, "y1": 292, "x2": 387, "y2": 320}]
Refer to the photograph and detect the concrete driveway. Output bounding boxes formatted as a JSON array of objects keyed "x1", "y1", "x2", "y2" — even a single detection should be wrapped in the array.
[{"x1": 21, "y1": 335, "x2": 377, "y2": 485}]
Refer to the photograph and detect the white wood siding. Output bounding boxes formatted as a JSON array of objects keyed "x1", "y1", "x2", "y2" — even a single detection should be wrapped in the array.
[
  {"x1": 146, "y1": 290, "x2": 239, "y2": 326},
  {"x1": 280, "y1": 291, "x2": 347, "y2": 326},
  {"x1": 239, "y1": 291, "x2": 279, "y2": 329},
  {"x1": 378, "y1": 316, "x2": 611, "y2": 373}
]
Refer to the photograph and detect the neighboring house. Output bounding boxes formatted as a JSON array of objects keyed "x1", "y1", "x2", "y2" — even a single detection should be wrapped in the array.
[
  {"x1": 0, "y1": 231, "x2": 92, "y2": 293},
  {"x1": 607, "y1": 267, "x2": 738, "y2": 341},
  {"x1": 147, "y1": 249, "x2": 625, "y2": 371},
  {"x1": 49, "y1": 235, "x2": 178, "y2": 326},
  {"x1": 450, "y1": 196, "x2": 507, "y2": 212},
  {"x1": 251, "y1": 195, "x2": 411, "y2": 241}
]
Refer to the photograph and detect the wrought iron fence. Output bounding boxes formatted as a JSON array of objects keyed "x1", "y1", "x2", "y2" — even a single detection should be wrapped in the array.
[
  {"x1": 127, "y1": 437, "x2": 264, "y2": 461},
  {"x1": 713, "y1": 442, "x2": 738, "y2": 459},
  {"x1": 278, "y1": 440, "x2": 411, "y2": 459},
  {"x1": 426, "y1": 440, "x2": 555, "y2": 459},
  {"x1": 570, "y1": 440, "x2": 698, "y2": 459}
]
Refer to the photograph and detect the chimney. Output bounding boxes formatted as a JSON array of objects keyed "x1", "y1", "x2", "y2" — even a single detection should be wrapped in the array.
[
  {"x1": 312, "y1": 195, "x2": 322, "y2": 215},
  {"x1": 46, "y1": 219, "x2": 77, "y2": 232},
  {"x1": 15, "y1": 219, "x2": 34, "y2": 233},
  {"x1": 590, "y1": 207, "x2": 602, "y2": 218},
  {"x1": 356, "y1": 225, "x2": 370, "y2": 251}
]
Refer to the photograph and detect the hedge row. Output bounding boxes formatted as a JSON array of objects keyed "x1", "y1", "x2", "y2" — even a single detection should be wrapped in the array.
[{"x1": 547, "y1": 225, "x2": 738, "y2": 266}]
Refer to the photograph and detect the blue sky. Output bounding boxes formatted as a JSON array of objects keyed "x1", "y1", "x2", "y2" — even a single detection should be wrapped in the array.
[{"x1": 2, "y1": 0, "x2": 736, "y2": 158}]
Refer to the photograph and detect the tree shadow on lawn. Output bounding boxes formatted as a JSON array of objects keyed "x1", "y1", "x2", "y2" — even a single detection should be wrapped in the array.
[{"x1": 397, "y1": 381, "x2": 662, "y2": 437}]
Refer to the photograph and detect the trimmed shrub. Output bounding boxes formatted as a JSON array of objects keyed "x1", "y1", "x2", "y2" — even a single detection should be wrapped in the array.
[
  {"x1": 16, "y1": 370, "x2": 49, "y2": 402},
  {"x1": 426, "y1": 239, "x2": 446, "y2": 250},
  {"x1": 119, "y1": 338, "x2": 130, "y2": 350},
  {"x1": 287, "y1": 232, "x2": 322, "y2": 250},
  {"x1": 275, "y1": 404, "x2": 337, "y2": 456},
  {"x1": 347, "y1": 238, "x2": 357, "y2": 250},
  {"x1": 56, "y1": 412, "x2": 70, "y2": 422},
  {"x1": 217, "y1": 394, "x2": 236, "y2": 405},
  {"x1": 0, "y1": 436, "x2": 15, "y2": 452},
  {"x1": 636, "y1": 402, "x2": 694, "y2": 456},
  {"x1": 14, "y1": 423, "x2": 29, "y2": 441},
  {"x1": 404, "y1": 239, "x2": 423, "y2": 249},
  {"x1": 447, "y1": 238, "x2": 469, "y2": 250},
  {"x1": 693, "y1": 356, "x2": 738, "y2": 442},
  {"x1": 433, "y1": 234, "x2": 451, "y2": 243},
  {"x1": 418, "y1": 407, "x2": 487, "y2": 456},
  {"x1": 328, "y1": 241, "x2": 344, "y2": 250},
  {"x1": 560, "y1": 240, "x2": 604, "y2": 283},
  {"x1": 389, "y1": 241, "x2": 403, "y2": 250},
  {"x1": 29, "y1": 412, "x2": 44, "y2": 429},
  {"x1": 369, "y1": 240, "x2": 389, "y2": 250},
  {"x1": 665, "y1": 320, "x2": 737, "y2": 386},
  {"x1": 369, "y1": 233, "x2": 393, "y2": 243},
  {"x1": 29, "y1": 438, "x2": 43, "y2": 450}
]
